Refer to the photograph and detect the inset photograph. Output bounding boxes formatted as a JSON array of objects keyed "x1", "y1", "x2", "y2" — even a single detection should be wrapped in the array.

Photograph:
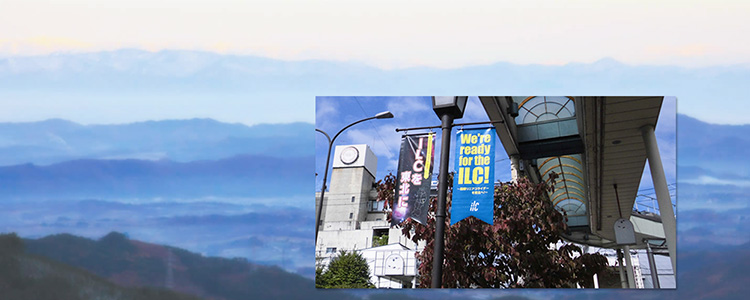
[{"x1": 315, "y1": 96, "x2": 676, "y2": 289}]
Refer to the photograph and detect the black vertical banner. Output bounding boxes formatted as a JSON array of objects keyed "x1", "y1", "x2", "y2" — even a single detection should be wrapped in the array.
[{"x1": 392, "y1": 133, "x2": 435, "y2": 226}]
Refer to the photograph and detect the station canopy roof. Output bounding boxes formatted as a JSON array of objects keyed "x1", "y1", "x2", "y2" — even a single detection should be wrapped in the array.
[{"x1": 480, "y1": 96, "x2": 665, "y2": 248}]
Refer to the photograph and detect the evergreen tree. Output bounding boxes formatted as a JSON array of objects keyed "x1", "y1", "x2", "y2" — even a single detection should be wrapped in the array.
[{"x1": 316, "y1": 250, "x2": 374, "y2": 288}]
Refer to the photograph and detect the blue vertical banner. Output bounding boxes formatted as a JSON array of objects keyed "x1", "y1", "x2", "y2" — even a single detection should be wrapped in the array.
[
  {"x1": 451, "y1": 128, "x2": 495, "y2": 225},
  {"x1": 392, "y1": 133, "x2": 435, "y2": 226}
]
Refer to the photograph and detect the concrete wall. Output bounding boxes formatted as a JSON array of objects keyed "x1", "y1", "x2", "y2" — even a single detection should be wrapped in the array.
[
  {"x1": 325, "y1": 167, "x2": 374, "y2": 223},
  {"x1": 360, "y1": 246, "x2": 419, "y2": 288},
  {"x1": 316, "y1": 144, "x2": 426, "y2": 288}
]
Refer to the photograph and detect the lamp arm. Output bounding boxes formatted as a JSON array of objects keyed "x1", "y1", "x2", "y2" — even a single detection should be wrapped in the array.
[
  {"x1": 331, "y1": 116, "x2": 376, "y2": 144},
  {"x1": 315, "y1": 129, "x2": 331, "y2": 145},
  {"x1": 314, "y1": 112, "x2": 386, "y2": 243}
]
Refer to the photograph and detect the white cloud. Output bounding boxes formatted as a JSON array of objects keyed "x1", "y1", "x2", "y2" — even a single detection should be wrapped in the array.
[
  {"x1": 314, "y1": 98, "x2": 338, "y2": 130},
  {"x1": 385, "y1": 97, "x2": 431, "y2": 119},
  {"x1": 344, "y1": 125, "x2": 400, "y2": 161},
  {"x1": 681, "y1": 176, "x2": 750, "y2": 188},
  {"x1": 46, "y1": 133, "x2": 72, "y2": 152}
]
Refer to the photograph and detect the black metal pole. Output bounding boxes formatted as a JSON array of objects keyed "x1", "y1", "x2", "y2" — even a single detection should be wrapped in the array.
[
  {"x1": 431, "y1": 113, "x2": 454, "y2": 288},
  {"x1": 395, "y1": 120, "x2": 504, "y2": 132},
  {"x1": 315, "y1": 129, "x2": 332, "y2": 242},
  {"x1": 315, "y1": 115, "x2": 382, "y2": 243}
]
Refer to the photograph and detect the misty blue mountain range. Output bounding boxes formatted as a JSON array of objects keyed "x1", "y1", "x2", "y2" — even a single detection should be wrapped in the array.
[
  {"x1": 678, "y1": 114, "x2": 750, "y2": 177},
  {"x1": 0, "y1": 118, "x2": 312, "y2": 165},
  {"x1": 1, "y1": 50, "x2": 749, "y2": 298},
  {"x1": 0, "y1": 154, "x2": 312, "y2": 199},
  {"x1": 2, "y1": 49, "x2": 747, "y2": 103},
  {"x1": 0, "y1": 118, "x2": 313, "y2": 199},
  {"x1": 0, "y1": 114, "x2": 746, "y2": 299},
  {"x1": 0, "y1": 118, "x2": 318, "y2": 281}
]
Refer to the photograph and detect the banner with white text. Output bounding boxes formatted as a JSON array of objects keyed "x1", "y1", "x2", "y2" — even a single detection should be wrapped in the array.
[
  {"x1": 451, "y1": 128, "x2": 495, "y2": 225},
  {"x1": 392, "y1": 133, "x2": 435, "y2": 226}
]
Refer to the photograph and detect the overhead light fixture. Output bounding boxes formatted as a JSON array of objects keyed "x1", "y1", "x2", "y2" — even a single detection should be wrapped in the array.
[{"x1": 432, "y1": 96, "x2": 468, "y2": 119}]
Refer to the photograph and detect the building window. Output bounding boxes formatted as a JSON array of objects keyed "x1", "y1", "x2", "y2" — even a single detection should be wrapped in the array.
[
  {"x1": 351, "y1": 196, "x2": 355, "y2": 202},
  {"x1": 372, "y1": 228, "x2": 389, "y2": 247},
  {"x1": 368, "y1": 200, "x2": 385, "y2": 212},
  {"x1": 326, "y1": 247, "x2": 337, "y2": 254},
  {"x1": 349, "y1": 212, "x2": 353, "y2": 219}
]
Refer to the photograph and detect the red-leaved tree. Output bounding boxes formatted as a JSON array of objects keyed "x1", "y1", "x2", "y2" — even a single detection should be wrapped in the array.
[{"x1": 375, "y1": 173, "x2": 608, "y2": 288}]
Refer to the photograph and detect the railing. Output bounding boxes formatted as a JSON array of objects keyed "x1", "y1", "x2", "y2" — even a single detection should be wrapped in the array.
[{"x1": 633, "y1": 183, "x2": 676, "y2": 215}]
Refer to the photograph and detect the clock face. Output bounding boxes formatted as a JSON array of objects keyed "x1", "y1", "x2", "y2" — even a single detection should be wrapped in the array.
[
  {"x1": 340, "y1": 146, "x2": 359, "y2": 165},
  {"x1": 384, "y1": 254, "x2": 404, "y2": 275}
]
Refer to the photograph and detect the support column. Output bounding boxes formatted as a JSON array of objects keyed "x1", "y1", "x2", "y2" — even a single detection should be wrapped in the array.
[
  {"x1": 646, "y1": 242, "x2": 661, "y2": 288},
  {"x1": 623, "y1": 245, "x2": 636, "y2": 288},
  {"x1": 640, "y1": 125, "x2": 677, "y2": 273},
  {"x1": 617, "y1": 249, "x2": 627, "y2": 288}
]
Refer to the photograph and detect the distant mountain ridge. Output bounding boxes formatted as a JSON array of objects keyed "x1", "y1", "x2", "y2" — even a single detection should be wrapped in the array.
[
  {"x1": 0, "y1": 233, "x2": 202, "y2": 300},
  {"x1": 0, "y1": 118, "x2": 313, "y2": 166},
  {"x1": 21, "y1": 232, "x2": 354, "y2": 300},
  {"x1": 678, "y1": 114, "x2": 750, "y2": 176},
  {"x1": 0, "y1": 49, "x2": 375, "y2": 76},
  {"x1": 0, "y1": 49, "x2": 381, "y2": 92},
  {"x1": 3, "y1": 50, "x2": 750, "y2": 105},
  {"x1": 0, "y1": 154, "x2": 312, "y2": 200}
]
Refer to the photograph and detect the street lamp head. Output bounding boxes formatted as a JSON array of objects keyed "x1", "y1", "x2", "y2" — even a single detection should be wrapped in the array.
[
  {"x1": 375, "y1": 111, "x2": 394, "y2": 119},
  {"x1": 432, "y1": 96, "x2": 468, "y2": 119}
]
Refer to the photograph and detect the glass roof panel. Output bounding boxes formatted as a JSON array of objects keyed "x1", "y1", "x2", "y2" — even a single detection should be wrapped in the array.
[
  {"x1": 536, "y1": 154, "x2": 588, "y2": 227},
  {"x1": 516, "y1": 96, "x2": 576, "y2": 125}
]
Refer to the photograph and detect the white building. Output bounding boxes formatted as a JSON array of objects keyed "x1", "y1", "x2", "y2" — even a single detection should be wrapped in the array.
[
  {"x1": 316, "y1": 144, "x2": 424, "y2": 288},
  {"x1": 604, "y1": 249, "x2": 645, "y2": 288}
]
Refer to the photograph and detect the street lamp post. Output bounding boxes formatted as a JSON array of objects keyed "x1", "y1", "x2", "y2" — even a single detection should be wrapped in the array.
[
  {"x1": 431, "y1": 96, "x2": 467, "y2": 288},
  {"x1": 315, "y1": 111, "x2": 394, "y2": 242}
]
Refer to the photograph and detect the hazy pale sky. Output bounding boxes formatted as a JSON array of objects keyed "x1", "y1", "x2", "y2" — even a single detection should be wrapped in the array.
[
  {"x1": 2, "y1": 0, "x2": 749, "y2": 69},
  {"x1": 1, "y1": 1, "x2": 749, "y2": 126}
]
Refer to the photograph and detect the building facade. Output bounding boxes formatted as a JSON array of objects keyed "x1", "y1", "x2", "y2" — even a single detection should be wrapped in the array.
[{"x1": 316, "y1": 144, "x2": 423, "y2": 288}]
